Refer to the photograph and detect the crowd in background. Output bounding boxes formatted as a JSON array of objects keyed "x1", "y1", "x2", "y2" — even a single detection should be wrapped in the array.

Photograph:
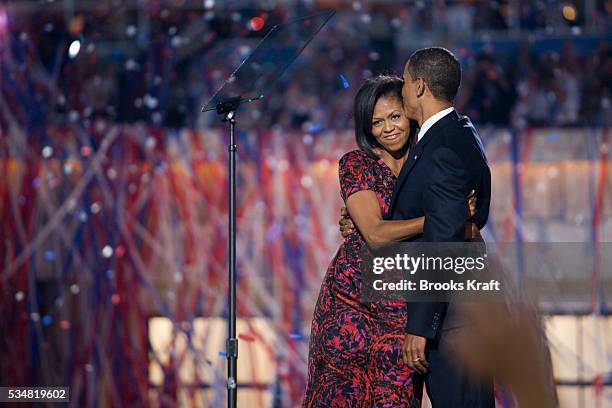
[{"x1": 2, "y1": 0, "x2": 611, "y2": 135}]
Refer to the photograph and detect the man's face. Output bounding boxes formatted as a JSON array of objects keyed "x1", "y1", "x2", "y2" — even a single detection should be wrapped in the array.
[{"x1": 401, "y1": 67, "x2": 418, "y2": 120}]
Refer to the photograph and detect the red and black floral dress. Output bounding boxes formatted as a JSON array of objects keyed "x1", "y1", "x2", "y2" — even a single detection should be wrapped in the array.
[{"x1": 303, "y1": 149, "x2": 421, "y2": 407}]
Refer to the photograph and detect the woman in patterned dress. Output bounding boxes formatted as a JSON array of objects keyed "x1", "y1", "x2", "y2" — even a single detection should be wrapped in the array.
[{"x1": 303, "y1": 75, "x2": 477, "y2": 407}]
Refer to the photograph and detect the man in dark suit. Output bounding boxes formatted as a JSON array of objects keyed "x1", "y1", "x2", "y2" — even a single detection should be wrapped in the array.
[{"x1": 392, "y1": 47, "x2": 493, "y2": 407}]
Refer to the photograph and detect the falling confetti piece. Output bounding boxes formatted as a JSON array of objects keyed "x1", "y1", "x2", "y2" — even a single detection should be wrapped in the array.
[
  {"x1": 115, "y1": 245, "x2": 125, "y2": 257},
  {"x1": 288, "y1": 333, "x2": 305, "y2": 340},
  {"x1": 305, "y1": 123, "x2": 322, "y2": 133},
  {"x1": 218, "y1": 351, "x2": 227, "y2": 357},
  {"x1": 60, "y1": 320, "x2": 71, "y2": 330},
  {"x1": 339, "y1": 74, "x2": 349, "y2": 89},
  {"x1": 42, "y1": 146, "x2": 53, "y2": 158},
  {"x1": 90, "y1": 202, "x2": 102, "y2": 214},
  {"x1": 80, "y1": 146, "x2": 92, "y2": 157},
  {"x1": 111, "y1": 294, "x2": 120, "y2": 304},
  {"x1": 239, "y1": 334, "x2": 255, "y2": 342},
  {"x1": 249, "y1": 17, "x2": 265, "y2": 31},
  {"x1": 42, "y1": 315, "x2": 53, "y2": 326},
  {"x1": 64, "y1": 162, "x2": 73, "y2": 175},
  {"x1": 44, "y1": 250, "x2": 56, "y2": 261},
  {"x1": 77, "y1": 210, "x2": 88, "y2": 222},
  {"x1": 102, "y1": 245, "x2": 113, "y2": 258}
]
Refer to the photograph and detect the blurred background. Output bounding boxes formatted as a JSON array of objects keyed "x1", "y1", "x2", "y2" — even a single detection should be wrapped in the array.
[{"x1": 0, "y1": 0, "x2": 611, "y2": 407}]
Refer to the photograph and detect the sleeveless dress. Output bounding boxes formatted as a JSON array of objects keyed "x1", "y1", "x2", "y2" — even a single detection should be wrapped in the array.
[{"x1": 303, "y1": 149, "x2": 421, "y2": 407}]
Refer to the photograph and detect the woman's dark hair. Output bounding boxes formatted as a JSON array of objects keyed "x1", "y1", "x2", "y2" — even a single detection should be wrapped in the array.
[{"x1": 354, "y1": 75, "x2": 416, "y2": 158}]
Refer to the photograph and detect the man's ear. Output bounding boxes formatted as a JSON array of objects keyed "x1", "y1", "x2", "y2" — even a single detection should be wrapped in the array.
[{"x1": 416, "y1": 78, "x2": 426, "y2": 98}]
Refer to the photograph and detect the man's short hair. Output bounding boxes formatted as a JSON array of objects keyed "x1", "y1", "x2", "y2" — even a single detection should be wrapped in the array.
[{"x1": 405, "y1": 47, "x2": 461, "y2": 102}]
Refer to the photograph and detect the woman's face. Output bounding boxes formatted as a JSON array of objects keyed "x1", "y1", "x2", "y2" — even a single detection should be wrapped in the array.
[{"x1": 371, "y1": 95, "x2": 410, "y2": 154}]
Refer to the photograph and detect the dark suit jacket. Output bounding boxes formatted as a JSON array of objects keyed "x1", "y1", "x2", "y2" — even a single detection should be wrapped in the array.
[{"x1": 387, "y1": 110, "x2": 491, "y2": 339}]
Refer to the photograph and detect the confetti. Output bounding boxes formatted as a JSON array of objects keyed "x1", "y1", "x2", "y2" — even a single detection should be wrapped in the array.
[
  {"x1": 102, "y1": 245, "x2": 113, "y2": 258},
  {"x1": 44, "y1": 250, "x2": 56, "y2": 261},
  {"x1": 77, "y1": 210, "x2": 88, "y2": 222},
  {"x1": 144, "y1": 94, "x2": 158, "y2": 109},
  {"x1": 125, "y1": 59, "x2": 139, "y2": 71},
  {"x1": 145, "y1": 137, "x2": 157, "y2": 150},
  {"x1": 339, "y1": 74, "x2": 350, "y2": 89},
  {"x1": 90, "y1": 202, "x2": 101, "y2": 214},
  {"x1": 68, "y1": 40, "x2": 80, "y2": 58},
  {"x1": 302, "y1": 134, "x2": 314, "y2": 145},
  {"x1": 42, "y1": 146, "x2": 53, "y2": 158},
  {"x1": 305, "y1": 123, "x2": 322, "y2": 133},
  {"x1": 301, "y1": 175, "x2": 313, "y2": 188},
  {"x1": 80, "y1": 146, "x2": 92, "y2": 157},
  {"x1": 238, "y1": 334, "x2": 255, "y2": 342},
  {"x1": 42, "y1": 315, "x2": 53, "y2": 326},
  {"x1": 64, "y1": 162, "x2": 74, "y2": 175},
  {"x1": 249, "y1": 17, "x2": 265, "y2": 32}
]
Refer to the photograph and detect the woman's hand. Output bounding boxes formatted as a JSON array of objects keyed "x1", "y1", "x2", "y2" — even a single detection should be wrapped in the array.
[
  {"x1": 468, "y1": 189, "x2": 477, "y2": 217},
  {"x1": 465, "y1": 190, "x2": 483, "y2": 241},
  {"x1": 339, "y1": 207, "x2": 355, "y2": 238}
]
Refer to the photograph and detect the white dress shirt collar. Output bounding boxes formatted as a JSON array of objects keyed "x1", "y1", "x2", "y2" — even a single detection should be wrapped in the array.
[{"x1": 417, "y1": 107, "x2": 455, "y2": 142}]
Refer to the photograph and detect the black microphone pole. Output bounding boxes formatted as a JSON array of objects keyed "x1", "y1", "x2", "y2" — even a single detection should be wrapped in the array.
[
  {"x1": 202, "y1": 13, "x2": 335, "y2": 407},
  {"x1": 217, "y1": 97, "x2": 241, "y2": 408}
]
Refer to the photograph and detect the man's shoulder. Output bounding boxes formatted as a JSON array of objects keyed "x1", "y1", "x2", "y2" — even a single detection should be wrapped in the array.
[
  {"x1": 432, "y1": 114, "x2": 481, "y2": 150},
  {"x1": 440, "y1": 111, "x2": 477, "y2": 135}
]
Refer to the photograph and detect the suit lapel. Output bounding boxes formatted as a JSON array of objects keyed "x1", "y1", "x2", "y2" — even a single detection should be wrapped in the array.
[
  {"x1": 389, "y1": 143, "x2": 423, "y2": 215},
  {"x1": 388, "y1": 110, "x2": 458, "y2": 216}
]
